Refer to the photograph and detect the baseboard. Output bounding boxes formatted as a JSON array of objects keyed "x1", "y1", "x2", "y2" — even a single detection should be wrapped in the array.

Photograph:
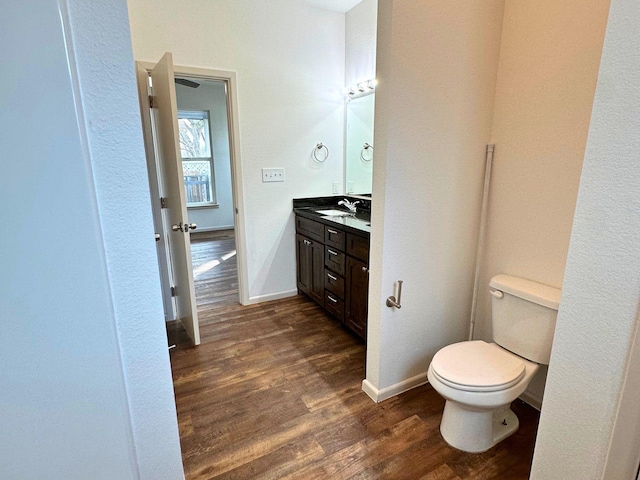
[
  {"x1": 362, "y1": 373, "x2": 428, "y2": 403},
  {"x1": 245, "y1": 289, "x2": 298, "y2": 305},
  {"x1": 519, "y1": 390, "x2": 542, "y2": 411}
]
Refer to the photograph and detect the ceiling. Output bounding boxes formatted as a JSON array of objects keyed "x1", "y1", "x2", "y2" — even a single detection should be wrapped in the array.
[{"x1": 297, "y1": 0, "x2": 363, "y2": 13}]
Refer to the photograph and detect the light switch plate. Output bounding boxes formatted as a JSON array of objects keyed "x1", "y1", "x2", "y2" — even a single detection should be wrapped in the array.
[
  {"x1": 262, "y1": 168, "x2": 285, "y2": 182},
  {"x1": 332, "y1": 182, "x2": 339, "y2": 194}
]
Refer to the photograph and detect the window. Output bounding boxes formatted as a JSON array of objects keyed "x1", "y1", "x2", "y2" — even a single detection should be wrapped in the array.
[{"x1": 177, "y1": 110, "x2": 216, "y2": 207}]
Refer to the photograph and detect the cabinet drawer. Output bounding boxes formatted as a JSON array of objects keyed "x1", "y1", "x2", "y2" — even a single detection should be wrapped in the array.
[
  {"x1": 325, "y1": 269, "x2": 345, "y2": 299},
  {"x1": 325, "y1": 226, "x2": 346, "y2": 250},
  {"x1": 296, "y1": 215, "x2": 324, "y2": 243},
  {"x1": 346, "y1": 233, "x2": 369, "y2": 262},
  {"x1": 325, "y1": 291, "x2": 345, "y2": 321},
  {"x1": 325, "y1": 246, "x2": 345, "y2": 276}
]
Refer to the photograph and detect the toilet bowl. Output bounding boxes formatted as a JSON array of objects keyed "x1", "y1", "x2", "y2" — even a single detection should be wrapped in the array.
[
  {"x1": 427, "y1": 340, "x2": 538, "y2": 453},
  {"x1": 427, "y1": 274, "x2": 561, "y2": 453}
]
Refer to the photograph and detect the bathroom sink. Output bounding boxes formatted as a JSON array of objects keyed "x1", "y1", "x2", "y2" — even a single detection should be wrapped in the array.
[{"x1": 315, "y1": 209, "x2": 352, "y2": 217}]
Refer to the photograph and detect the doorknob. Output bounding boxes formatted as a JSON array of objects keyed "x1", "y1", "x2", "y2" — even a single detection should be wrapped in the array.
[{"x1": 171, "y1": 222, "x2": 197, "y2": 232}]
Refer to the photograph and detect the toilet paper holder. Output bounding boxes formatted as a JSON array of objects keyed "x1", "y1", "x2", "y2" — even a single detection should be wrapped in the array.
[{"x1": 386, "y1": 280, "x2": 403, "y2": 309}]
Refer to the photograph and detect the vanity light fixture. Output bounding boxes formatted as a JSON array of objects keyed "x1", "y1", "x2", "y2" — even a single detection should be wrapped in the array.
[{"x1": 346, "y1": 78, "x2": 377, "y2": 98}]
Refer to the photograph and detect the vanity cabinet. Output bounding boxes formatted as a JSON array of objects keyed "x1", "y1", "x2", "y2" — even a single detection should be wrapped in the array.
[
  {"x1": 295, "y1": 234, "x2": 324, "y2": 304},
  {"x1": 345, "y1": 243, "x2": 369, "y2": 338},
  {"x1": 295, "y1": 214, "x2": 369, "y2": 340}
]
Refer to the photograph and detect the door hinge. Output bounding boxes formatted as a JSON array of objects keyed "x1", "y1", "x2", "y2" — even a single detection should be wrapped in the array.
[
  {"x1": 160, "y1": 197, "x2": 168, "y2": 209},
  {"x1": 148, "y1": 95, "x2": 155, "y2": 108},
  {"x1": 171, "y1": 286, "x2": 177, "y2": 297},
  {"x1": 235, "y1": 208, "x2": 239, "y2": 214}
]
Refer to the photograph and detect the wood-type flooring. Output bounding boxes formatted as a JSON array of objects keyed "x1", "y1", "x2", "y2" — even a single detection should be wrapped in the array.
[
  {"x1": 190, "y1": 229, "x2": 239, "y2": 307},
  {"x1": 168, "y1": 233, "x2": 540, "y2": 479}
]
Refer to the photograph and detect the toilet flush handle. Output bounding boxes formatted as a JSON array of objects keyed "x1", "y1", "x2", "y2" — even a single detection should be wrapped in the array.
[{"x1": 490, "y1": 289, "x2": 504, "y2": 299}]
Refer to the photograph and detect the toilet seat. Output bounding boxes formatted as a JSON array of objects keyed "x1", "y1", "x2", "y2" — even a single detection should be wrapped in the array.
[{"x1": 430, "y1": 341, "x2": 526, "y2": 392}]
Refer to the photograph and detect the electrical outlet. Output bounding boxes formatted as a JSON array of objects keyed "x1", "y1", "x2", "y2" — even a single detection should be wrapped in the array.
[
  {"x1": 262, "y1": 168, "x2": 285, "y2": 182},
  {"x1": 347, "y1": 181, "x2": 354, "y2": 193},
  {"x1": 332, "y1": 182, "x2": 339, "y2": 194}
]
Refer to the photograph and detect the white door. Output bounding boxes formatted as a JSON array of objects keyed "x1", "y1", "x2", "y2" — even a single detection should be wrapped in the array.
[
  {"x1": 143, "y1": 53, "x2": 200, "y2": 345},
  {"x1": 135, "y1": 62, "x2": 176, "y2": 322}
]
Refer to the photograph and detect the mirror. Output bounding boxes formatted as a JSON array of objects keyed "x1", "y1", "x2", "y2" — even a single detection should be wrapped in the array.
[{"x1": 345, "y1": 93, "x2": 375, "y2": 196}]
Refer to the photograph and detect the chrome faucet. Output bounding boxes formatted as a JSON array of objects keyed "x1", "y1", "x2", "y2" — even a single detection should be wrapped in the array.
[{"x1": 338, "y1": 198, "x2": 360, "y2": 213}]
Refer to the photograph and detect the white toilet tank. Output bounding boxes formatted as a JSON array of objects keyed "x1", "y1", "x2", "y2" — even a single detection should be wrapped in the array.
[{"x1": 490, "y1": 274, "x2": 561, "y2": 365}]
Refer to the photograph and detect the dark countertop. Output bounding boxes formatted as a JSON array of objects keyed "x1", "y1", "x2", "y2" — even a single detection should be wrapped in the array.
[{"x1": 293, "y1": 196, "x2": 371, "y2": 237}]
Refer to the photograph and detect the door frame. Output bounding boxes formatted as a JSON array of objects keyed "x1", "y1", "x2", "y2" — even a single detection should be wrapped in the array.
[{"x1": 139, "y1": 62, "x2": 250, "y2": 307}]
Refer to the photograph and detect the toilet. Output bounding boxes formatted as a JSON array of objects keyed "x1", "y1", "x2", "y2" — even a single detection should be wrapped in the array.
[{"x1": 427, "y1": 274, "x2": 561, "y2": 453}]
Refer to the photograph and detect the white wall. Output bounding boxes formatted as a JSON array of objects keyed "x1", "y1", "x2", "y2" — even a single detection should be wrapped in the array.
[
  {"x1": 531, "y1": 0, "x2": 640, "y2": 476},
  {"x1": 344, "y1": 0, "x2": 377, "y2": 195},
  {"x1": 365, "y1": 0, "x2": 505, "y2": 398},
  {"x1": 345, "y1": 0, "x2": 378, "y2": 87},
  {"x1": 176, "y1": 80, "x2": 235, "y2": 231},
  {"x1": 127, "y1": 0, "x2": 345, "y2": 301},
  {"x1": 0, "y1": 1, "x2": 183, "y2": 478},
  {"x1": 474, "y1": 0, "x2": 610, "y2": 407}
]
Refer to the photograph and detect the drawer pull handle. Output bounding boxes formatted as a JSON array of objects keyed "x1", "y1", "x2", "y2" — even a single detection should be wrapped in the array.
[
  {"x1": 327, "y1": 295, "x2": 338, "y2": 303},
  {"x1": 327, "y1": 229, "x2": 338, "y2": 235},
  {"x1": 304, "y1": 239, "x2": 311, "y2": 245},
  {"x1": 362, "y1": 266, "x2": 368, "y2": 272},
  {"x1": 327, "y1": 249, "x2": 339, "y2": 256},
  {"x1": 327, "y1": 273, "x2": 338, "y2": 281}
]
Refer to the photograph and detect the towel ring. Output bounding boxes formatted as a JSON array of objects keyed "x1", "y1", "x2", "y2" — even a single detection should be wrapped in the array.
[
  {"x1": 313, "y1": 143, "x2": 329, "y2": 163},
  {"x1": 360, "y1": 143, "x2": 373, "y2": 162}
]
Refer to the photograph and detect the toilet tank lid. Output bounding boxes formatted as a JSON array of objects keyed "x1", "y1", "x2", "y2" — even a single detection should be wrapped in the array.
[{"x1": 490, "y1": 274, "x2": 561, "y2": 310}]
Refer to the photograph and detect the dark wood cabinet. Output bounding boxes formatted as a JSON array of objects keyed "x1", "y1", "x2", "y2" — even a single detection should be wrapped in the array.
[
  {"x1": 296, "y1": 233, "x2": 324, "y2": 304},
  {"x1": 345, "y1": 256, "x2": 369, "y2": 339},
  {"x1": 295, "y1": 214, "x2": 369, "y2": 340}
]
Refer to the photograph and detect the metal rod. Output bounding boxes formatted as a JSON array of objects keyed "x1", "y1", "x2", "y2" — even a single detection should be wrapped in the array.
[{"x1": 468, "y1": 144, "x2": 495, "y2": 340}]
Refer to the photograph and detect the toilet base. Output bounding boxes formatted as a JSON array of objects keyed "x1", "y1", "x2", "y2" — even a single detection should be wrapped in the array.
[{"x1": 440, "y1": 400, "x2": 519, "y2": 453}]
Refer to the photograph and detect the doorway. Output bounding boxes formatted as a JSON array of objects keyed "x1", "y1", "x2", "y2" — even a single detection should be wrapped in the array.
[
  {"x1": 174, "y1": 76, "x2": 240, "y2": 310},
  {"x1": 137, "y1": 58, "x2": 249, "y2": 345}
]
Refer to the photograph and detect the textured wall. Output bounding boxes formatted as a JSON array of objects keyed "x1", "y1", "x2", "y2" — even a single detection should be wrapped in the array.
[
  {"x1": 127, "y1": 0, "x2": 346, "y2": 301},
  {"x1": 473, "y1": 0, "x2": 610, "y2": 406},
  {"x1": 531, "y1": 0, "x2": 640, "y2": 476},
  {"x1": 345, "y1": 0, "x2": 377, "y2": 195},
  {"x1": 366, "y1": 0, "x2": 505, "y2": 393},
  {"x1": 65, "y1": 1, "x2": 184, "y2": 478},
  {"x1": 345, "y1": 0, "x2": 378, "y2": 87},
  {"x1": 0, "y1": 0, "x2": 183, "y2": 478}
]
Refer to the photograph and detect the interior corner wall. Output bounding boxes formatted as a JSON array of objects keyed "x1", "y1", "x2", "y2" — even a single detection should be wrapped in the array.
[
  {"x1": 345, "y1": 0, "x2": 378, "y2": 87},
  {"x1": 176, "y1": 81, "x2": 235, "y2": 231},
  {"x1": 126, "y1": 0, "x2": 345, "y2": 301},
  {"x1": 473, "y1": 0, "x2": 610, "y2": 406},
  {"x1": 530, "y1": 0, "x2": 640, "y2": 476},
  {"x1": 1, "y1": 0, "x2": 183, "y2": 479},
  {"x1": 366, "y1": 0, "x2": 505, "y2": 395},
  {"x1": 345, "y1": 0, "x2": 378, "y2": 196}
]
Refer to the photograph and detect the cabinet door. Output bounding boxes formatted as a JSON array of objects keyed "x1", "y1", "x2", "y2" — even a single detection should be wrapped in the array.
[
  {"x1": 345, "y1": 256, "x2": 369, "y2": 340},
  {"x1": 296, "y1": 234, "x2": 324, "y2": 305}
]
